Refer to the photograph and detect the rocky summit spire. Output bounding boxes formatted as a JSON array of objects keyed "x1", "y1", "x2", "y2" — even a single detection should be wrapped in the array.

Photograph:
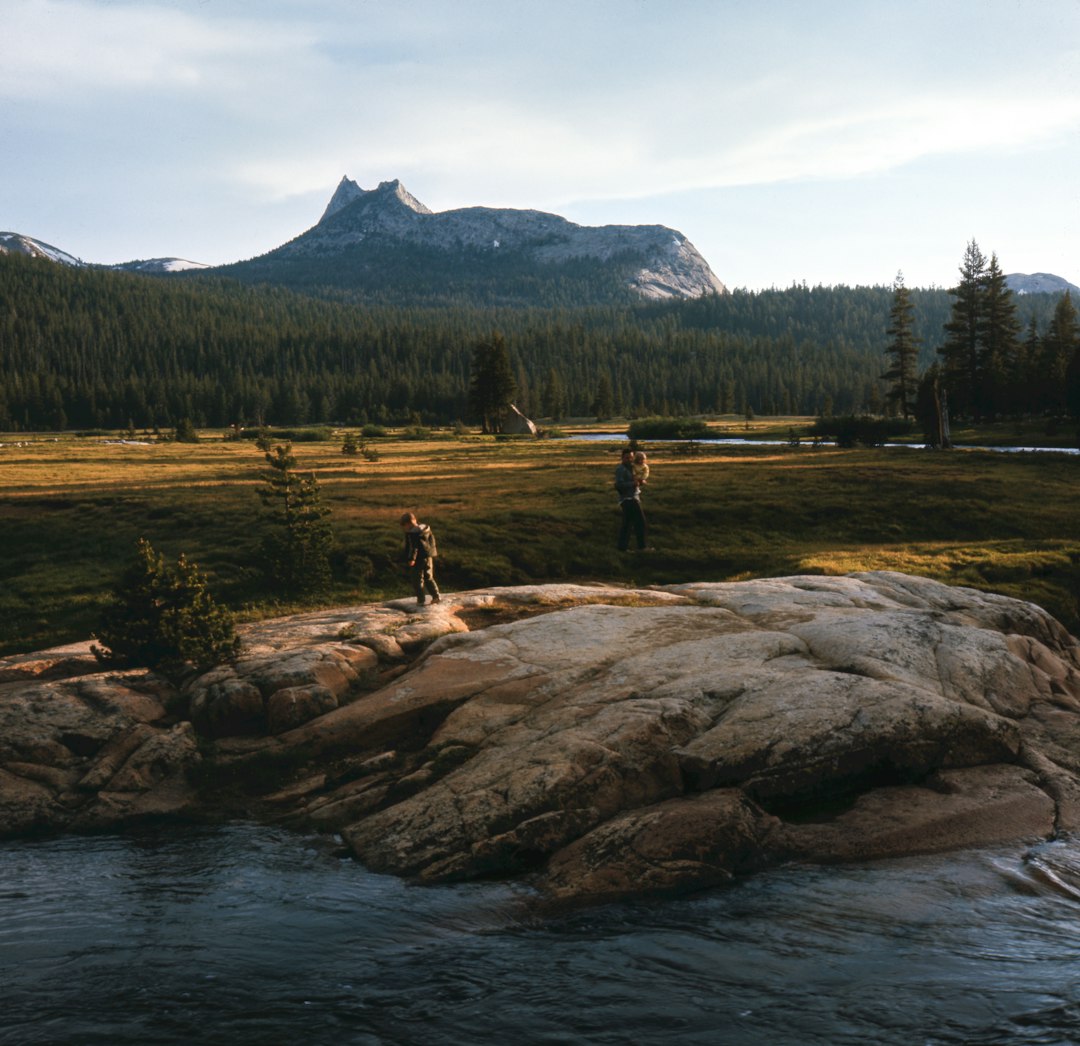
[
  {"x1": 319, "y1": 176, "x2": 365, "y2": 224},
  {"x1": 318, "y1": 177, "x2": 432, "y2": 225},
  {"x1": 374, "y1": 179, "x2": 432, "y2": 215},
  {"x1": 266, "y1": 176, "x2": 726, "y2": 302}
]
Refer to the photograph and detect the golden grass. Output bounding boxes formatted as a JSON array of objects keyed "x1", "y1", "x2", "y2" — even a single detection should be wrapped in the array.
[{"x1": 1, "y1": 432, "x2": 1079, "y2": 654}]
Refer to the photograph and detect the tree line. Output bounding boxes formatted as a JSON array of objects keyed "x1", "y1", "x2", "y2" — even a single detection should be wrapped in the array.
[
  {"x1": 883, "y1": 241, "x2": 1080, "y2": 436},
  {"x1": 0, "y1": 251, "x2": 1067, "y2": 432}
]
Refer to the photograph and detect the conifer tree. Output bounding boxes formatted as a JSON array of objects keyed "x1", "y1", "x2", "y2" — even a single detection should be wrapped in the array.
[
  {"x1": 92, "y1": 538, "x2": 240, "y2": 675},
  {"x1": 590, "y1": 373, "x2": 615, "y2": 419},
  {"x1": 258, "y1": 443, "x2": 334, "y2": 595},
  {"x1": 1015, "y1": 316, "x2": 1042, "y2": 415},
  {"x1": 541, "y1": 368, "x2": 566, "y2": 420},
  {"x1": 174, "y1": 417, "x2": 200, "y2": 443},
  {"x1": 1040, "y1": 292, "x2": 1079, "y2": 415},
  {"x1": 978, "y1": 253, "x2": 1021, "y2": 415},
  {"x1": 882, "y1": 271, "x2": 918, "y2": 418},
  {"x1": 939, "y1": 240, "x2": 988, "y2": 418},
  {"x1": 467, "y1": 332, "x2": 517, "y2": 433},
  {"x1": 1067, "y1": 343, "x2": 1080, "y2": 423}
]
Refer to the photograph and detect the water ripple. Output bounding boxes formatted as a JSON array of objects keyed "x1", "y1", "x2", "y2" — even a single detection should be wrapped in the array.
[{"x1": 3, "y1": 828, "x2": 1080, "y2": 1044}]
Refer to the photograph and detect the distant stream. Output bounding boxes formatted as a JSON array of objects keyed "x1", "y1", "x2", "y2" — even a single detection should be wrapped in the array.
[
  {"x1": 569, "y1": 434, "x2": 1080, "y2": 454},
  {"x1": 3, "y1": 825, "x2": 1080, "y2": 1045}
]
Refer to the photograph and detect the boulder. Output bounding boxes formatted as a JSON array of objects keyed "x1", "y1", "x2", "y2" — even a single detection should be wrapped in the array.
[
  {"x1": 186, "y1": 642, "x2": 380, "y2": 739},
  {"x1": 267, "y1": 685, "x2": 338, "y2": 735},
  {"x1": 3, "y1": 573, "x2": 1080, "y2": 908},
  {"x1": 0, "y1": 666, "x2": 197, "y2": 836},
  {"x1": 335, "y1": 574, "x2": 1080, "y2": 897}
]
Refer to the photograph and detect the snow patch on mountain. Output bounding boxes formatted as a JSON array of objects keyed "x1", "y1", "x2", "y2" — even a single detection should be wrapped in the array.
[
  {"x1": 111, "y1": 258, "x2": 210, "y2": 273},
  {"x1": 0, "y1": 232, "x2": 83, "y2": 266}
]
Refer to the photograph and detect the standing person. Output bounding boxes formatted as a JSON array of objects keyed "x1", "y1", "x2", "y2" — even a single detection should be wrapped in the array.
[
  {"x1": 614, "y1": 448, "x2": 647, "y2": 552},
  {"x1": 399, "y1": 511, "x2": 441, "y2": 605}
]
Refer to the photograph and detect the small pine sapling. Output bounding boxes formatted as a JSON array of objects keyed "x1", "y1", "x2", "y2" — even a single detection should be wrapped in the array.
[{"x1": 92, "y1": 538, "x2": 240, "y2": 676}]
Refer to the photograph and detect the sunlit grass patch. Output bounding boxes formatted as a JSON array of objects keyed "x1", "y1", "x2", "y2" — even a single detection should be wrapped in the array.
[
  {"x1": 795, "y1": 541, "x2": 1080, "y2": 624},
  {"x1": 2, "y1": 434, "x2": 1080, "y2": 653}
]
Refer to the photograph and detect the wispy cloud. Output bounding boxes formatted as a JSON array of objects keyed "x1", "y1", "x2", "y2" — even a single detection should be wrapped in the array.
[
  {"x1": 646, "y1": 92, "x2": 1080, "y2": 196},
  {"x1": 4, "y1": 0, "x2": 1079, "y2": 284}
]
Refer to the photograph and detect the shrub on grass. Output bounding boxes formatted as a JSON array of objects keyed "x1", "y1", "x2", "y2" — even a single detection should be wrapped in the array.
[
  {"x1": 242, "y1": 426, "x2": 334, "y2": 443},
  {"x1": 811, "y1": 415, "x2": 914, "y2": 447},
  {"x1": 627, "y1": 417, "x2": 711, "y2": 440},
  {"x1": 174, "y1": 417, "x2": 200, "y2": 443},
  {"x1": 92, "y1": 538, "x2": 239, "y2": 676}
]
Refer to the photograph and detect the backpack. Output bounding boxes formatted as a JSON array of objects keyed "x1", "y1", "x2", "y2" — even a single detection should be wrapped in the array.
[{"x1": 418, "y1": 525, "x2": 438, "y2": 559}]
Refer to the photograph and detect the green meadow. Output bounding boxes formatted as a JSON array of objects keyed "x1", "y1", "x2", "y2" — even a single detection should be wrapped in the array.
[{"x1": 1, "y1": 429, "x2": 1079, "y2": 655}]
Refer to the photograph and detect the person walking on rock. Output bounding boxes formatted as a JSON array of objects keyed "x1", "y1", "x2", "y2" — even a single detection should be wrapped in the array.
[
  {"x1": 614, "y1": 448, "x2": 647, "y2": 552},
  {"x1": 399, "y1": 511, "x2": 441, "y2": 605}
]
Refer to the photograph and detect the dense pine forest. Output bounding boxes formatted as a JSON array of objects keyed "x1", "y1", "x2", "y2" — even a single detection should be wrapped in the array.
[{"x1": 0, "y1": 251, "x2": 1067, "y2": 432}]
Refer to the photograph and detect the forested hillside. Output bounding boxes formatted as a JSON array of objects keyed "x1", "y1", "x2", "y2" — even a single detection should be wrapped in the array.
[
  {"x1": 0, "y1": 253, "x2": 1063, "y2": 431},
  {"x1": 210, "y1": 238, "x2": 646, "y2": 309}
]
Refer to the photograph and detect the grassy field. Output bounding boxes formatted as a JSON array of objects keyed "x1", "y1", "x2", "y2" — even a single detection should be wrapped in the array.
[{"x1": 1, "y1": 428, "x2": 1079, "y2": 655}]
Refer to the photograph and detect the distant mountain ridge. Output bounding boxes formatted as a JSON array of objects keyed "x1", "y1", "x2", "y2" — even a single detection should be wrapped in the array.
[
  {"x1": 112, "y1": 258, "x2": 210, "y2": 274},
  {"x1": 0, "y1": 231, "x2": 206, "y2": 275},
  {"x1": 0, "y1": 232, "x2": 83, "y2": 267},
  {"x1": 7, "y1": 194, "x2": 1080, "y2": 308},
  {"x1": 1006, "y1": 272, "x2": 1080, "y2": 297},
  {"x1": 218, "y1": 177, "x2": 726, "y2": 305}
]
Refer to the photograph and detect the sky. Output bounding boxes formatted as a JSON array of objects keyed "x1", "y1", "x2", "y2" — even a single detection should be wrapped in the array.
[{"x1": 4, "y1": 0, "x2": 1079, "y2": 291}]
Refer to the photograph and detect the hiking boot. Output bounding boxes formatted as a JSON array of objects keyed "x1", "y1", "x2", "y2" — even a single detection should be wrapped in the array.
[
  {"x1": 416, "y1": 598, "x2": 426, "y2": 606},
  {"x1": 431, "y1": 595, "x2": 442, "y2": 604}
]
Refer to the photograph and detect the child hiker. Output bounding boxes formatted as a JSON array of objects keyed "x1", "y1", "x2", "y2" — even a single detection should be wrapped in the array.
[{"x1": 399, "y1": 511, "x2": 441, "y2": 606}]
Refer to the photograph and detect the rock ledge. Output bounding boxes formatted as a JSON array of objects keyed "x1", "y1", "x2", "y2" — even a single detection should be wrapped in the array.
[{"x1": 3, "y1": 573, "x2": 1080, "y2": 904}]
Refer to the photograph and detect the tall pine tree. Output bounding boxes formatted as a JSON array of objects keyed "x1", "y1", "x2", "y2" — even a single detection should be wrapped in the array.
[
  {"x1": 978, "y1": 253, "x2": 1021, "y2": 415},
  {"x1": 939, "y1": 240, "x2": 988, "y2": 418},
  {"x1": 590, "y1": 373, "x2": 616, "y2": 419},
  {"x1": 882, "y1": 271, "x2": 918, "y2": 419},
  {"x1": 541, "y1": 367, "x2": 567, "y2": 420},
  {"x1": 467, "y1": 332, "x2": 517, "y2": 433},
  {"x1": 1040, "y1": 292, "x2": 1079, "y2": 416}
]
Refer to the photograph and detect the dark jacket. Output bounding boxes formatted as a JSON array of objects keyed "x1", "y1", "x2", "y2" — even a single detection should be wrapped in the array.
[
  {"x1": 403, "y1": 523, "x2": 437, "y2": 564},
  {"x1": 614, "y1": 462, "x2": 639, "y2": 501}
]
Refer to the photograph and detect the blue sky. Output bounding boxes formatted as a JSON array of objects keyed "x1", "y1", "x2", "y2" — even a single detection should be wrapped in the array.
[{"x1": 4, "y1": 0, "x2": 1079, "y2": 290}]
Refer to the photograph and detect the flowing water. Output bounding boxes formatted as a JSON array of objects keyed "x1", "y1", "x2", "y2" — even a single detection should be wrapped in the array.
[
  {"x1": 569, "y1": 434, "x2": 1080, "y2": 455},
  {"x1": 3, "y1": 824, "x2": 1080, "y2": 1045}
]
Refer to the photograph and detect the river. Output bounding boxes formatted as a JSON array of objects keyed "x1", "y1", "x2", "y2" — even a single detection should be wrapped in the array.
[
  {"x1": 3, "y1": 824, "x2": 1080, "y2": 1044},
  {"x1": 568, "y1": 434, "x2": 1080, "y2": 455}
]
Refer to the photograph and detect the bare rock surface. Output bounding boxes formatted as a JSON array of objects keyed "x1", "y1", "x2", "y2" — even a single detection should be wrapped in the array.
[
  {"x1": 274, "y1": 177, "x2": 727, "y2": 301},
  {"x1": 3, "y1": 573, "x2": 1080, "y2": 905}
]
